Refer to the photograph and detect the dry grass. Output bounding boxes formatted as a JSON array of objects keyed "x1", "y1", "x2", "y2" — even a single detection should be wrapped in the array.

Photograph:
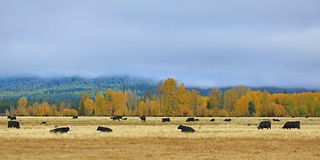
[{"x1": 1, "y1": 116, "x2": 320, "y2": 159}]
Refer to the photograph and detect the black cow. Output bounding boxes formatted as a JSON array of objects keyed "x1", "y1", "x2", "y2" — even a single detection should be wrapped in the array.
[
  {"x1": 9, "y1": 116, "x2": 16, "y2": 120},
  {"x1": 140, "y1": 115, "x2": 146, "y2": 121},
  {"x1": 224, "y1": 118, "x2": 231, "y2": 122},
  {"x1": 273, "y1": 118, "x2": 280, "y2": 122},
  {"x1": 162, "y1": 118, "x2": 170, "y2": 122},
  {"x1": 186, "y1": 117, "x2": 195, "y2": 122},
  {"x1": 177, "y1": 125, "x2": 195, "y2": 132},
  {"x1": 194, "y1": 118, "x2": 199, "y2": 121},
  {"x1": 50, "y1": 127, "x2": 71, "y2": 133},
  {"x1": 111, "y1": 116, "x2": 122, "y2": 121},
  {"x1": 8, "y1": 121, "x2": 20, "y2": 129},
  {"x1": 97, "y1": 126, "x2": 113, "y2": 132},
  {"x1": 73, "y1": 116, "x2": 78, "y2": 119},
  {"x1": 257, "y1": 121, "x2": 271, "y2": 129},
  {"x1": 210, "y1": 118, "x2": 215, "y2": 122},
  {"x1": 40, "y1": 121, "x2": 47, "y2": 125},
  {"x1": 282, "y1": 121, "x2": 300, "y2": 129}
]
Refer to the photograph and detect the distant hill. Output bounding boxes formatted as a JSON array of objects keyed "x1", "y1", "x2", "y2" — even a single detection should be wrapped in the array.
[
  {"x1": 0, "y1": 75, "x2": 312, "y2": 112},
  {"x1": 0, "y1": 75, "x2": 157, "y2": 112}
]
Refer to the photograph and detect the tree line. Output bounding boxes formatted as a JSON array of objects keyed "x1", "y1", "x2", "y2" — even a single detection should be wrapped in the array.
[{"x1": 8, "y1": 78, "x2": 320, "y2": 117}]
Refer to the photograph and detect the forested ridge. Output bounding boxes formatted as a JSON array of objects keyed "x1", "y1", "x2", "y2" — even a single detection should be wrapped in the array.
[
  {"x1": 0, "y1": 75, "x2": 156, "y2": 112},
  {"x1": 0, "y1": 76, "x2": 318, "y2": 117}
]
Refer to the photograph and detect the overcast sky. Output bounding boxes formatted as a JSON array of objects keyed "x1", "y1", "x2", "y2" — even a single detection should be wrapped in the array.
[{"x1": 1, "y1": 0, "x2": 320, "y2": 89}]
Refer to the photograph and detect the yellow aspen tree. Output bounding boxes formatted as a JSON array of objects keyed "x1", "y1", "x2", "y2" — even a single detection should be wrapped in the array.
[
  {"x1": 16, "y1": 97, "x2": 28, "y2": 116},
  {"x1": 18, "y1": 97, "x2": 28, "y2": 107},
  {"x1": 50, "y1": 104, "x2": 60, "y2": 116},
  {"x1": 296, "y1": 92, "x2": 315, "y2": 116},
  {"x1": 107, "y1": 90, "x2": 128, "y2": 116},
  {"x1": 283, "y1": 94, "x2": 295, "y2": 116},
  {"x1": 234, "y1": 86, "x2": 251, "y2": 97},
  {"x1": 234, "y1": 93, "x2": 251, "y2": 117},
  {"x1": 197, "y1": 96, "x2": 209, "y2": 117},
  {"x1": 42, "y1": 101, "x2": 51, "y2": 116},
  {"x1": 208, "y1": 88, "x2": 222, "y2": 116},
  {"x1": 136, "y1": 100, "x2": 149, "y2": 116},
  {"x1": 258, "y1": 90, "x2": 271, "y2": 116},
  {"x1": 223, "y1": 89, "x2": 239, "y2": 116},
  {"x1": 84, "y1": 98, "x2": 94, "y2": 116},
  {"x1": 190, "y1": 89, "x2": 200, "y2": 116},
  {"x1": 106, "y1": 89, "x2": 114, "y2": 114},
  {"x1": 160, "y1": 78, "x2": 177, "y2": 116},
  {"x1": 149, "y1": 99, "x2": 162, "y2": 116},
  {"x1": 176, "y1": 83, "x2": 188, "y2": 116},
  {"x1": 127, "y1": 90, "x2": 137, "y2": 116},
  {"x1": 315, "y1": 96, "x2": 320, "y2": 117},
  {"x1": 34, "y1": 102, "x2": 43, "y2": 116},
  {"x1": 248, "y1": 91, "x2": 261, "y2": 116},
  {"x1": 94, "y1": 92, "x2": 105, "y2": 116},
  {"x1": 184, "y1": 90, "x2": 194, "y2": 116},
  {"x1": 121, "y1": 92, "x2": 128, "y2": 115},
  {"x1": 272, "y1": 103, "x2": 286, "y2": 116},
  {"x1": 79, "y1": 93, "x2": 89, "y2": 115},
  {"x1": 293, "y1": 93, "x2": 301, "y2": 116},
  {"x1": 32, "y1": 102, "x2": 40, "y2": 116},
  {"x1": 27, "y1": 106, "x2": 34, "y2": 116},
  {"x1": 311, "y1": 92, "x2": 320, "y2": 116},
  {"x1": 271, "y1": 93, "x2": 285, "y2": 106},
  {"x1": 101, "y1": 100, "x2": 113, "y2": 116}
]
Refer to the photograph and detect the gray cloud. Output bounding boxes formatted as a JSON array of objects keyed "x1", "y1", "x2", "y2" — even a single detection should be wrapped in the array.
[{"x1": 1, "y1": 0, "x2": 320, "y2": 89}]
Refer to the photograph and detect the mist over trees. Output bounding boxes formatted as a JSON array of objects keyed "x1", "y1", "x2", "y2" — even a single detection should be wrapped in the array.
[{"x1": 4, "y1": 77, "x2": 320, "y2": 117}]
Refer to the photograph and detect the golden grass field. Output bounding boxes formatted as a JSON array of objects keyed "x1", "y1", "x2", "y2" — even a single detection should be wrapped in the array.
[{"x1": 1, "y1": 116, "x2": 320, "y2": 160}]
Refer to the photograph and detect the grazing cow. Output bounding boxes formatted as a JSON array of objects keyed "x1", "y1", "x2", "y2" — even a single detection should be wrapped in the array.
[
  {"x1": 97, "y1": 126, "x2": 113, "y2": 132},
  {"x1": 273, "y1": 119, "x2": 280, "y2": 122},
  {"x1": 162, "y1": 118, "x2": 170, "y2": 122},
  {"x1": 50, "y1": 127, "x2": 71, "y2": 133},
  {"x1": 210, "y1": 118, "x2": 215, "y2": 122},
  {"x1": 140, "y1": 115, "x2": 146, "y2": 121},
  {"x1": 40, "y1": 121, "x2": 47, "y2": 125},
  {"x1": 10, "y1": 116, "x2": 16, "y2": 120},
  {"x1": 177, "y1": 125, "x2": 195, "y2": 132},
  {"x1": 111, "y1": 116, "x2": 122, "y2": 121},
  {"x1": 305, "y1": 116, "x2": 309, "y2": 118},
  {"x1": 224, "y1": 118, "x2": 231, "y2": 122},
  {"x1": 291, "y1": 115, "x2": 295, "y2": 118},
  {"x1": 8, "y1": 121, "x2": 20, "y2": 129},
  {"x1": 186, "y1": 117, "x2": 195, "y2": 122},
  {"x1": 7, "y1": 116, "x2": 11, "y2": 119},
  {"x1": 258, "y1": 121, "x2": 271, "y2": 129},
  {"x1": 72, "y1": 116, "x2": 78, "y2": 119},
  {"x1": 282, "y1": 121, "x2": 300, "y2": 129}
]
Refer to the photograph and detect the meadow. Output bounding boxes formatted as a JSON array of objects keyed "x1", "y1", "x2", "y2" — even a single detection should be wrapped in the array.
[{"x1": 1, "y1": 116, "x2": 320, "y2": 160}]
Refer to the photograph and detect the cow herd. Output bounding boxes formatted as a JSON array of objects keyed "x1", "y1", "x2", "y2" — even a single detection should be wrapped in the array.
[
  {"x1": 257, "y1": 120, "x2": 301, "y2": 129},
  {"x1": 6, "y1": 116, "x2": 304, "y2": 134}
]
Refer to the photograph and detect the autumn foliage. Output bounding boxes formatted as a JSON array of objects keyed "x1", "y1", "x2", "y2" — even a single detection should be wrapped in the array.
[{"x1": 9, "y1": 78, "x2": 320, "y2": 117}]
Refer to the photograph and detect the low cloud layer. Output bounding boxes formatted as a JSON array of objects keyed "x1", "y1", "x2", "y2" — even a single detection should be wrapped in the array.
[{"x1": 1, "y1": 1, "x2": 320, "y2": 89}]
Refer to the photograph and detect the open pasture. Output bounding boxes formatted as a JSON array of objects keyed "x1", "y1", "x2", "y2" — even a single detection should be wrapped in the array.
[{"x1": 1, "y1": 116, "x2": 320, "y2": 159}]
